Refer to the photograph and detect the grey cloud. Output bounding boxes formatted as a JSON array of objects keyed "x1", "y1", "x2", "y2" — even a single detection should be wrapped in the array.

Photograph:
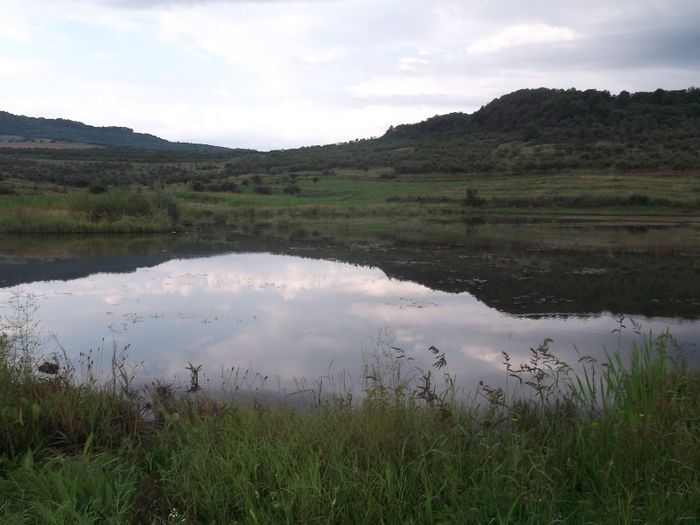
[
  {"x1": 478, "y1": 22, "x2": 700, "y2": 73},
  {"x1": 103, "y1": 0, "x2": 325, "y2": 6},
  {"x1": 459, "y1": 0, "x2": 700, "y2": 27},
  {"x1": 335, "y1": 9, "x2": 700, "y2": 120},
  {"x1": 347, "y1": 94, "x2": 488, "y2": 110},
  {"x1": 385, "y1": 8, "x2": 700, "y2": 78}
]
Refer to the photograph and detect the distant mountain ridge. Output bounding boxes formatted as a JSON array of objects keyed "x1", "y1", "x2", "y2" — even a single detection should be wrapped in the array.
[{"x1": 0, "y1": 111, "x2": 238, "y2": 153}]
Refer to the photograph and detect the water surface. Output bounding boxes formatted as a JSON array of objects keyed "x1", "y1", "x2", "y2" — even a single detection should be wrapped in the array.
[{"x1": 1, "y1": 225, "x2": 698, "y2": 394}]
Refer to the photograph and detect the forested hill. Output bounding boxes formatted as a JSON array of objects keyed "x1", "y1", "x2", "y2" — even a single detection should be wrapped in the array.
[
  {"x1": 0, "y1": 111, "x2": 235, "y2": 153},
  {"x1": 226, "y1": 87, "x2": 700, "y2": 175},
  {"x1": 384, "y1": 87, "x2": 700, "y2": 141}
]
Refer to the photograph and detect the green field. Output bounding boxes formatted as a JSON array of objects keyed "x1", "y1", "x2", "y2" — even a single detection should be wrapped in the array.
[{"x1": 2, "y1": 168, "x2": 699, "y2": 234}]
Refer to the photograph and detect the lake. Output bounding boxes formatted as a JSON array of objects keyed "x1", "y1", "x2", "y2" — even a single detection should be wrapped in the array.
[{"x1": 1, "y1": 223, "x2": 699, "y2": 397}]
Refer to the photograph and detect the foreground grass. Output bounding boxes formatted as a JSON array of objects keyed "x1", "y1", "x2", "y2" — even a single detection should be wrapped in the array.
[{"x1": 1, "y1": 325, "x2": 699, "y2": 524}]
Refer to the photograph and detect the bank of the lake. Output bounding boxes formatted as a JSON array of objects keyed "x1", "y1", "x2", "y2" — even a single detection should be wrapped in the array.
[{"x1": 1, "y1": 328, "x2": 699, "y2": 523}]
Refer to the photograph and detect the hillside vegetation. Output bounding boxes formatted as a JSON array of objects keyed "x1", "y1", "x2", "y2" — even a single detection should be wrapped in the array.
[
  {"x1": 1, "y1": 88, "x2": 699, "y2": 233},
  {"x1": 3, "y1": 87, "x2": 700, "y2": 175},
  {"x1": 228, "y1": 87, "x2": 700, "y2": 175},
  {"x1": 0, "y1": 111, "x2": 241, "y2": 153}
]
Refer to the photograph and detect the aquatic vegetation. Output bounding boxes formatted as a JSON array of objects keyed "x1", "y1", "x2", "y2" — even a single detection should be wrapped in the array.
[{"x1": 0, "y1": 300, "x2": 698, "y2": 523}]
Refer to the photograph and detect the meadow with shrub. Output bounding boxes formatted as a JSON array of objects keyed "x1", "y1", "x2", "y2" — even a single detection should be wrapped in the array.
[
  {"x1": 1, "y1": 168, "x2": 699, "y2": 235},
  {"x1": 1, "y1": 87, "x2": 700, "y2": 233}
]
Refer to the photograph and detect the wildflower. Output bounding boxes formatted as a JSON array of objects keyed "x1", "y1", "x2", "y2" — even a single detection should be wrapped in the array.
[
  {"x1": 591, "y1": 420, "x2": 598, "y2": 429},
  {"x1": 637, "y1": 412, "x2": 645, "y2": 419},
  {"x1": 167, "y1": 508, "x2": 186, "y2": 524}
]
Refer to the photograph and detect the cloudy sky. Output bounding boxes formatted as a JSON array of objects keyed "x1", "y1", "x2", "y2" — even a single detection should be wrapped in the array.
[{"x1": 1, "y1": 0, "x2": 699, "y2": 149}]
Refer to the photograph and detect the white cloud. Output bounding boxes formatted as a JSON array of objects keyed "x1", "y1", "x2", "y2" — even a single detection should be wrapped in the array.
[
  {"x1": 352, "y1": 75, "x2": 442, "y2": 98},
  {"x1": 398, "y1": 56, "x2": 429, "y2": 72},
  {"x1": 468, "y1": 23, "x2": 579, "y2": 54},
  {"x1": 0, "y1": 58, "x2": 44, "y2": 78},
  {"x1": 0, "y1": 22, "x2": 32, "y2": 42},
  {"x1": 0, "y1": 1, "x2": 38, "y2": 41}
]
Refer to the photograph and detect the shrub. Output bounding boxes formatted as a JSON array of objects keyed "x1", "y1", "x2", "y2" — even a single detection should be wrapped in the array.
[
  {"x1": 464, "y1": 188, "x2": 486, "y2": 207},
  {"x1": 254, "y1": 185, "x2": 272, "y2": 195},
  {"x1": 149, "y1": 190, "x2": 181, "y2": 223},
  {"x1": 71, "y1": 189, "x2": 152, "y2": 221},
  {"x1": 283, "y1": 184, "x2": 301, "y2": 195},
  {"x1": 206, "y1": 181, "x2": 240, "y2": 193},
  {"x1": 626, "y1": 194, "x2": 651, "y2": 206},
  {"x1": 88, "y1": 182, "x2": 108, "y2": 194}
]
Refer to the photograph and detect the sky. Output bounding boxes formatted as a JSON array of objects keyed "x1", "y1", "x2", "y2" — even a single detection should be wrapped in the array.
[{"x1": 1, "y1": 0, "x2": 699, "y2": 150}]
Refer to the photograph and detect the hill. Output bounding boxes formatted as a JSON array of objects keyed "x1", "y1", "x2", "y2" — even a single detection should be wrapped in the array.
[
  {"x1": 0, "y1": 111, "x2": 237, "y2": 153},
  {"x1": 383, "y1": 87, "x2": 700, "y2": 173},
  {"x1": 385, "y1": 87, "x2": 700, "y2": 141},
  {"x1": 226, "y1": 87, "x2": 700, "y2": 175},
  {"x1": 2, "y1": 88, "x2": 699, "y2": 184}
]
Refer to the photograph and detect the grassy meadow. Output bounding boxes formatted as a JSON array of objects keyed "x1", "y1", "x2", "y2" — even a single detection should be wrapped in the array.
[
  {"x1": 1, "y1": 309, "x2": 699, "y2": 523},
  {"x1": 1, "y1": 167, "x2": 700, "y2": 234}
]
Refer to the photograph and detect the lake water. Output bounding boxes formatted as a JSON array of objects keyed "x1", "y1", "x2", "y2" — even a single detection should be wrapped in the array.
[{"x1": 1, "y1": 224, "x2": 699, "y2": 396}]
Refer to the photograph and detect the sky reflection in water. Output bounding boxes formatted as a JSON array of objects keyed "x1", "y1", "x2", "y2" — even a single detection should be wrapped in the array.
[{"x1": 1, "y1": 251, "x2": 698, "y2": 393}]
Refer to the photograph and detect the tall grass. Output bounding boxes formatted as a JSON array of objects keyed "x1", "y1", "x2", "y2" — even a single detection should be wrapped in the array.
[
  {"x1": 69, "y1": 188, "x2": 180, "y2": 224},
  {"x1": 1, "y1": 304, "x2": 698, "y2": 523},
  {"x1": 0, "y1": 214, "x2": 174, "y2": 234},
  {"x1": 0, "y1": 188, "x2": 181, "y2": 233}
]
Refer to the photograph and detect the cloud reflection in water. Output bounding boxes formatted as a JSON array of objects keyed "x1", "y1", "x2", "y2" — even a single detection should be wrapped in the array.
[{"x1": 2, "y1": 252, "x2": 698, "y2": 393}]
